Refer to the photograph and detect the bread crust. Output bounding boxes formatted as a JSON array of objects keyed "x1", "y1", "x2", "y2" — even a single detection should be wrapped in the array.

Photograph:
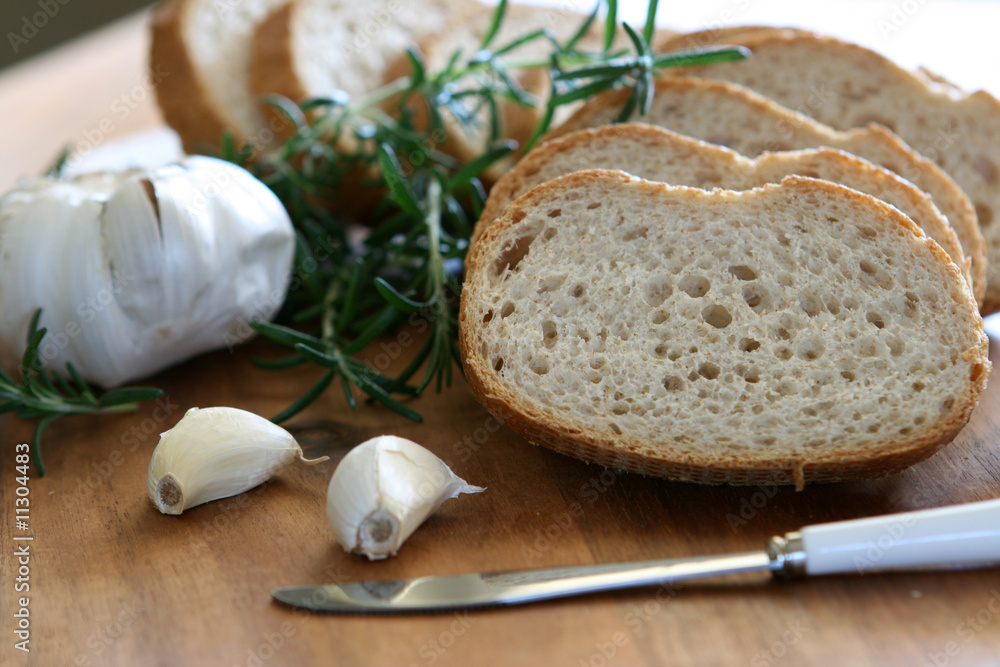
[
  {"x1": 460, "y1": 170, "x2": 990, "y2": 489},
  {"x1": 151, "y1": 0, "x2": 235, "y2": 152}
]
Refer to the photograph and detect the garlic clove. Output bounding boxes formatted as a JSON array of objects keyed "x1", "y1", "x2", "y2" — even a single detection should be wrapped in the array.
[
  {"x1": 147, "y1": 406, "x2": 327, "y2": 515},
  {"x1": 326, "y1": 435, "x2": 484, "y2": 560}
]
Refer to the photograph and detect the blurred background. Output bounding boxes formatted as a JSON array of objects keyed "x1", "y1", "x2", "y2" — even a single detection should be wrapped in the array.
[
  {"x1": 3, "y1": 0, "x2": 1000, "y2": 93},
  {"x1": 1, "y1": 0, "x2": 151, "y2": 70}
]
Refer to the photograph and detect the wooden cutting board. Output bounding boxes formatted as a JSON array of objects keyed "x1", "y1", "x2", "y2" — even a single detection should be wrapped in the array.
[{"x1": 1, "y1": 9, "x2": 999, "y2": 667}]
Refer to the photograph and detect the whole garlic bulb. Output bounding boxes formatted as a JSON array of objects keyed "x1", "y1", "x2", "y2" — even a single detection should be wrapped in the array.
[
  {"x1": 148, "y1": 406, "x2": 328, "y2": 515},
  {"x1": 327, "y1": 436, "x2": 485, "y2": 560},
  {"x1": 0, "y1": 156, "x2": 294, "y2": 387}
]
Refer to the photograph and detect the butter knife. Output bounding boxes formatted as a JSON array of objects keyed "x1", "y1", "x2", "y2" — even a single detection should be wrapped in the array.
[{"x1": 273, "y1": 497, "x2": 1000, "y2": 613}]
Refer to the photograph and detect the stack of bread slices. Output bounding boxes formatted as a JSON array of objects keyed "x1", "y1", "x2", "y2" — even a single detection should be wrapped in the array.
[{"x1": 149, "y1": 2, "x2": 994, "y2": 488}]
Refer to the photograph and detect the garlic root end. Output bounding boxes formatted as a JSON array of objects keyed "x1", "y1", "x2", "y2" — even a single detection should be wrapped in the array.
[
  {"x1": 155, "y1": 474, "x2": 185, "y2": 515},
  {"x1": 357, "y1": 510, "x2": 400, "y2": 560}
]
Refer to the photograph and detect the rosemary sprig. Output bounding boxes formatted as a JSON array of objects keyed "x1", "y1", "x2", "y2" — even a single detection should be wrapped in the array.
[
  {"x1": 224, "y1": 0, "x2": 748, "y2": 423},
  {"x1": 0, "y1": 309, "x2": 163, "y2": 475}
]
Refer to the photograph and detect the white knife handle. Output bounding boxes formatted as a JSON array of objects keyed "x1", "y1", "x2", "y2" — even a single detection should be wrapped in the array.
[{"x1": 796, "y1": 498, "x2": 1000, "y2": 576}]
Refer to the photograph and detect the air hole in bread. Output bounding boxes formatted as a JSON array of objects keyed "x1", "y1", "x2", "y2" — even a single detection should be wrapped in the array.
[
  {"x1": 802, "y1": 407, "x2": 817, "y2": 417},
  {"x1": 611, "y1": 404, "x2": 629, "y2": 416},
  {"x1": 776, "y1": 327, "x2": 792, "y2": 341},
  {"x1": 799, "y1": 293, "x2": 823, "y2": 317},
  {"x1": 548, "y1": 208, "x2": 562, "y2": 218},
  {"x1": 842, "y1": 370, "x2": 856, "y2": 382},
  {"x1": 698, "y1": 362, "x2": 720, "y2": 380},
  {"x1": 914, "y1": 415, "x2": 925, "y2": 425},
  {"x1": 542, "y1": 321, "x2": 557, "y2": 348},
  {"x1": 644, "y1": 277, "x2": 673, "y2": 306},
  {"x1": 652, "y1": 310, "x2": 669, "y2": 325},
  {"x1": 668, "y1": 348, "x2": 682, "y2": 361},
  {"x1": 493, "y1": 232, "x2": 536, "y2": 277},
  {"x1": 609, "y1": 423, "x2": 622, "y2": 435},
  {"x1": 510, "y1": 210, "x2": 526, "y2": 223},
  {"x1": 590, "y1": 358, "x2": 606, "y2": 370},
  {"x1": 728, "y1": 265, "x2": 757, "y2": 281},
  {"x1": 867, "y1": 424, "x2": 880, "y2": 433},
  {"x1": 866, "y1": 311, "x2": 885, "y2": 329},
  {"x1": 742, "y1": 284, "x2": 770, "y2": 311},
  {"x1": 913, "y1": 381, "x2": 925, "y2": 392},
  {"x1": 975, "y1": 202, "x2": 993, "y2": 228},
  {"x1": 739, "y1": 337, "x2": 760, "y2": 352},
  {"x1": 797, "y1": 340, "x2": 825, "y2": 361},
  {"x1": 858, "y1": 226, "x2": 877, "y2": 240},
  {"x1": 493, "y1": 356, "x2": 504, "y2": 372},
  {"x1": 776, "y1": 347, "x2": 793, "y2": 361},
  {"x1": 942, "y1": 397, "x2": 955, "y2": 411},
  {"x1": 680, "y1": 275, "x2": 711, "y2": 298},
  {"x1": 500, "y1": 302, "x2": 515, "y2": 318},
  {"x1": 623, "y1": 226, "x2": 648, "y2": 241},
  {"x1": 745, "y1": 368, "x2": 760, "y2": 383},
  {"x1": 778, "y1": 379, "x2": 798, "y2": 396},
  {"x1": 663, "y1": 375, "x2": 683, "y2": 391},
  {"x1": 887, "y1": 337, "x2": 905, "y2": 357},
  {"x1": 571, "y1": 284, "x2": 586, "y2": 298},
  {"x1": 824, "y1": 295, "x2": 841, "y2": 315},
  {"x1": 586, "y1": 202, "x2": 601, "y2": 210},
  {"x1": 654, "y1": 344, "x2": 669, "y2": 358},
  {"x1": 843, "y1": 295, "x2": 860, "y2": 310},
  {"x1": 530, "y1": 358, "x2": 550, "y2": 375},
  {"x1": 702, "y1": 304, "x2": 732, "y2": 329},
  {"x1": 483, "y1": 310, "x2": 494, "y2": 324},
  {"x1": 859, "y1": 260, "x2": 893, "y2": 289},
  {"x1": 542, "y1": 227, "x2": 558, "y2": 241}
]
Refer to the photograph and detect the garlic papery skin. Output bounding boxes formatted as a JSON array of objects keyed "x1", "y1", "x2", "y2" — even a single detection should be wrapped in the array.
[
  {"x1": 147, "y1": 406, "x2": 328, "y2": 515},
  {"x1": 326, "y1": 436, "x2": 485, "y2": 560},
  {"x1": 0, "y1": 156, "x2": 294, "y2": 387}
]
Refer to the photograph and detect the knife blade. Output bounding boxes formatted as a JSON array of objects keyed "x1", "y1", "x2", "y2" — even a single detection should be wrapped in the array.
[{"x1": 273, "y1": 497, "x2": 1000, "y2": 613}]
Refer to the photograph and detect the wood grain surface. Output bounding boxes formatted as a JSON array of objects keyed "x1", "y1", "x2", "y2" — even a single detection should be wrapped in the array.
[{"x1": 2, "y1": 9, "x2": 1000, "y2": 667}]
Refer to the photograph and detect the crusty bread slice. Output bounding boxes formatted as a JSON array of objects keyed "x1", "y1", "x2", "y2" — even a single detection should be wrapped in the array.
[
  {"x1": 151, "y1": 0, "x2": 287, "y2": 153},
  {"x1": 460, "y1": 170, "x2": 989, "y2": 488},
  {"x1": 249, "y1": 0, "x2": 460, "y2": 144},
  {"x1": 476, "y1": 124, "x2": 970, "y2": 296},
  {"x1": 656, "y1": 30, "x2": 1000, "y2": 312},
  {"x1": 543, "y1": 77, "x2": 985, "y2": 307}
]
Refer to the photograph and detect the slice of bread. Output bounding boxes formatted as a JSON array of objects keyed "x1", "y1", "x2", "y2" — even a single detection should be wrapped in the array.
[
  {"x1": 656, "y1": 29, "x2": 1000, "y2": 312},
  {"x1": 460, "y1": 170, "x2": 989, "y2": 488},
  {"x1": 151, "y1": 0, "x2": 287, "y2": 153},
  {"x1": 476, "y1": 124, "x2": 970, "y2": 296},
  {"x1": 249, "y1": 0, "x2": 460, "y2": 144},
  {"x1": 544, "y1": 77, "x2": 985, "y2": 307}
]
